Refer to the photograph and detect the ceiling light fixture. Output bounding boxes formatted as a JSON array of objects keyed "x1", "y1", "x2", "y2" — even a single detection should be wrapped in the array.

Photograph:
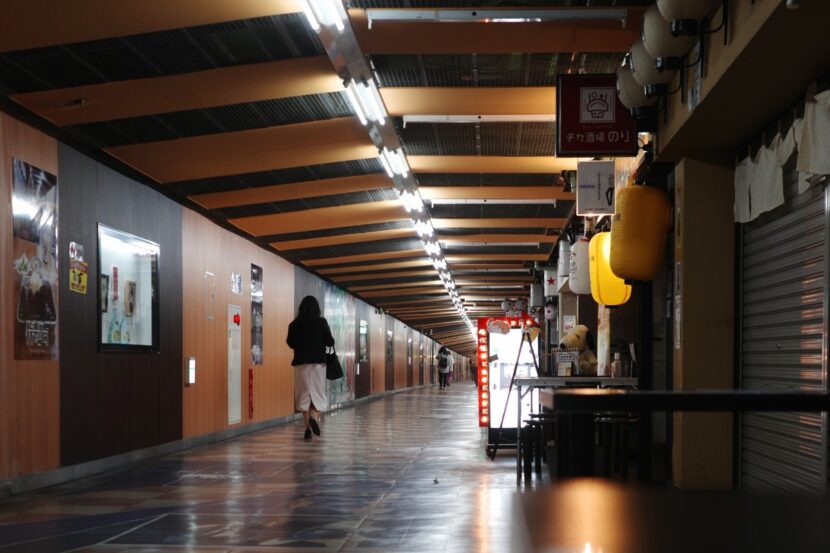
[
  {"x1": 364, "y1": 8, "x2": 628, "y2": 26},
  {"x1": 344, "y1": 82, "x2": 367, "y2": 125},
  {"x1": 308, "y1": 0, "x2": 345, "y2": 33},
  {"x1": 300, "y1": 0, "x2": 321, "y2": 31}
]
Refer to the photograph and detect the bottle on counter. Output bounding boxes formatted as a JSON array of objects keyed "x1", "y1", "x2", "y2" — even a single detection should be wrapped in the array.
[{"x1": 611, "y1": 352, "x2": 622, "y2": 378}]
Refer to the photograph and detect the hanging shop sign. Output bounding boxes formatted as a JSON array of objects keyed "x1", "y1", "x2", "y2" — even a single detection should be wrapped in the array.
[
  {"x1": 556, "y1": 74, "x2": 638, "y2": 157},
  {"x1": 11, "y1": 158, "x2": 59, "y2": 360},
  {"x1": 577, "y1": 160, "x2": 616, "y2": 216}
]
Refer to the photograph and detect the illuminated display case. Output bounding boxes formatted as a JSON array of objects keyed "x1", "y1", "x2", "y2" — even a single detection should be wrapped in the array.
[{"x1": 477, "y1": 317, "x2": 540, "y2": 445}]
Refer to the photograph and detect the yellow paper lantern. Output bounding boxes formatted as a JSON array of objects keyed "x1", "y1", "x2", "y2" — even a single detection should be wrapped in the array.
[
  {"x1": 589, "y1": 232, "x2": 632, "y2": 306},
  {"x1": 610, "y1": 185, "x2": 671, "y2": 281}
]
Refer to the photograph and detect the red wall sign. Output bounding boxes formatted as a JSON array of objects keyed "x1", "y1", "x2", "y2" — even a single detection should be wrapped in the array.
[
  {"x1": 248, "y1": 367, "x2": 254, "y2": 419},
  {"x1": 556, "y1": 73, "x2": 638, "y2": 157}
]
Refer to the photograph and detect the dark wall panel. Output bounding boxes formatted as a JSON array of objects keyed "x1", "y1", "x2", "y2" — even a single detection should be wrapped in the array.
[{"x1": 59, "y1": 145, "x2": 183, "y2": 466}]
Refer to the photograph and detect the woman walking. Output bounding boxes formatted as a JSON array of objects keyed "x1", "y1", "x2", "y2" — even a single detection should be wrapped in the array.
[{"x1": 286, "y1": 295, "x2": 335, "y2": 440}]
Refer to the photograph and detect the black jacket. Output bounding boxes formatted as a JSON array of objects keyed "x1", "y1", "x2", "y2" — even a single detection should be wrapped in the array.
[{"x1": 286, "y1": 317, "x2": 335, "y2": 366}]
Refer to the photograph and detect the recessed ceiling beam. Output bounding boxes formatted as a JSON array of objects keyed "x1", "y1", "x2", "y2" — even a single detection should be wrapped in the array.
[
  {"x1": 438, "y1": 234, "x2": 557, "y2": 245},
  {"x1": 13, "y1": 56, "x2": 339, "y2": 126},
  {"x1": 420, "y1": 186, "x2": 572, "y2": 202},
  {"x1": 348, "y1": 8, "x2": 642, "y2": 54},
  {"x1": 303, "y1": 248, "x2": 425, "y2": 268},
  {"x1": 351, "y1": 280, "x2": 444, "y2": 292},
  {"x1": 191, "y1": 173, "x2": 392, "y2": 210},
  {"x1": 433, "y1": 218, "x2": 566, "y2": 229},
  {"x1": 271, "y1": 228, "x2": 415, "y2": 252},
  {"x1": 380, "y1": 87, "x2": 554, "y2": 117},
  {"x1": 409, "y1": 156, "x2": 576, "y2": 174},
  {"x1": 374, "y1": 297, "x2": 452, "y2": 306},
  {"x1": 230, "y1": 200, "x2": 407, "y2": 237},
  {"x1": 107, "y1": 117, "x2": 374, "y2": 183},
  {"x1": 330, "y1": 269, "x2": 436, "y2": 282},
  {"x1": 360, "y1": 287, "x2": 449, "y2": 298},
  {"x1": 0, "y1": 0, "x2": 302, "y2": 53},
  {"x1": 318, "y1": 259, "x2": 435, "y2": 275},
  {"x1": 447, "y1": 254, "x2": 550, "y2": 262}
]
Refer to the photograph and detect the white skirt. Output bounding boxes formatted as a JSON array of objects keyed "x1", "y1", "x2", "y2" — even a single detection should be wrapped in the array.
[{"x1": 294, "y1": 363, "x2": 328, "y2": 412}]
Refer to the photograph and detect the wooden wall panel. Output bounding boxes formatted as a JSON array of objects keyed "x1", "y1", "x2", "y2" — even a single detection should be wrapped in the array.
[
  {"x1": 58, "y1": 145, "x2": 183, "y2": 466},
  {"x1": 182, "y1": 209, "x2": 294, "y2": 438},
  {"x1": 369, "y1": 310, "x2": 385, "y2": 395},
  {"x1": 0, "y1": 114, "x2": 60, "y2": 480}
]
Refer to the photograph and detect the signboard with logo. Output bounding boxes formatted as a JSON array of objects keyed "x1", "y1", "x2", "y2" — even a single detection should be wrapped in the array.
[
  {"x1": 577, "y1": 160, "x2": 616, "y2": 216},
  {"x1": 556, "y1": 74, "x2": 638, "y2": 157}
]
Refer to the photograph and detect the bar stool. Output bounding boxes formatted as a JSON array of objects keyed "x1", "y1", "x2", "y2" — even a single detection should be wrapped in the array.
[{"x1": 593, "y1": 412, "x2": 639, "y2": 479}]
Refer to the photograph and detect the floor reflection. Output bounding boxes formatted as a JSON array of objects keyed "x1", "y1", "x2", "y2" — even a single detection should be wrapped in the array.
[{"x1": 0, "y1": 382, "x2": 533, "y2": 552}]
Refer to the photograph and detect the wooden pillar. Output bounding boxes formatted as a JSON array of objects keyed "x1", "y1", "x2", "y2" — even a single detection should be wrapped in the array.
[{"x1": 672, "y1": 158, "x2": 735, "y2": 489}]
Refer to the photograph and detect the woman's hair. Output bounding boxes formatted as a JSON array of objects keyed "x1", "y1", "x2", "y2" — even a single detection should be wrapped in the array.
[
  {"x1": 439, "y1": 346, "x2": 448, "y2": 355},
  {"x1": 296, "y1": 295, "x2": 321, "y2": 321}
]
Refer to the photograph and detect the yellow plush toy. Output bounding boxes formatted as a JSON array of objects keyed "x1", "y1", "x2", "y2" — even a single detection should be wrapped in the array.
[{"x1": 559, "y1": 324, "x2": 598, "y2": 376}]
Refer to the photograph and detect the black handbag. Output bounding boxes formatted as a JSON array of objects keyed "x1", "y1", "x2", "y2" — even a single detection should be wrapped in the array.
[{"x1": 326, "y1": 346, "x2": 343, "y2": 380}]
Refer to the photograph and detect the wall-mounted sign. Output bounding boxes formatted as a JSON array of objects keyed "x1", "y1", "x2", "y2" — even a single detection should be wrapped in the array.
[
  {"x1": 543, "y1": 269, "x2": 557, "y2": 297},
  {"x1": 228, "y1": 304, "x2": 242, "y2": 424},
  {"x1": 231, "y1": 272, "x2": 242, "y2": 295},
  {"x1": 577, "y1": 160, "x2": 616, "y2": 216},
  {"x1": 69, "y1": 259, "x2": 88, "y2": 294},
  {"x1": 556, "y1": 74, "x2": 638, "y2": 157}
]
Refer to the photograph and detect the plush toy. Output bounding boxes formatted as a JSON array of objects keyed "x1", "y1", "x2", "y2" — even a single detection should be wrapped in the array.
[{"x1": 559, "y1": 324, "x2": 598, "y2": 376}]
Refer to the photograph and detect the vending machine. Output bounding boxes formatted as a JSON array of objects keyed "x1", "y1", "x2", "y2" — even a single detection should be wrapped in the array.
[{"x1": 477, "y1": 316, "x2": 540, "y2": 448}]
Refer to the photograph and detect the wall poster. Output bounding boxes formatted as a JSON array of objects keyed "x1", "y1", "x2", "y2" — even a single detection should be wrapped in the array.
[
  {"x1": 250, "y1": 264, "x2": 263, "y2": 365},
  {"x1": 11, "y1": 158, "x2": 58, "y2": 360},
  {"x1": 98, "y1": 224, "x2": 159, "y2": 352}
]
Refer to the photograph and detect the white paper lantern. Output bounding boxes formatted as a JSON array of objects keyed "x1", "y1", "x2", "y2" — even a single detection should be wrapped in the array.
[
  {"x1": 544, "y1": 300, "x2": 557, "y2": 320},
  {"x1": 617, "y1": 62, "x2": 657, "y2": 110},
  {"x1": 569, "y1": 236, "x2": 591, "y2": 295},
  {"x1": 630, "y1": 41, "x2": 674, "y2": 88},
  {"x1": 657, "y1": 0, "x2": 715, "y2": 22},
  {"x1": 642, "y1": 4, "x2": 696, "y2": 59},
  {"x1": 514, "y1": 298, "x2": 528, "y2": 312},
  {"x1": 500, "y1": 299, "x2": 513, "y2": 312},
  {"x1": 557, "y1": 239, "x2": 571, "y2": 292}
]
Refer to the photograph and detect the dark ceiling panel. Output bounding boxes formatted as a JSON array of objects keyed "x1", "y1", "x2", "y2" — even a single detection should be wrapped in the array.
[
  {"x1": 0, "y1": 14, "x2": 322, "y2": 94},
  {"x1": 71, "y1": 92, "x2": 353, "y2": 147},
  {"x1": 437, "y1": 228, "x2": 555, "y2": 236},
  {"x1": 373, "y1": 53, "x2": 624, "y2": 88},
  {"x1": 429, "y1": 202, "x2": 573, "y2": 219},
  {"x1": 260, "y1": 220, "x2": 413, "y2": 243},
  {"x1": 284, "y1": 237, "x2": 426, "y2": 262},
  {"x1": 415, "y1": 173, "x2": 558, "y2": 186},
  {"x1": 399, "y1": 121, "x2": 555, "y2": 156},
  {"x1": 170, "y1": 159, "x2": 385, "y2": 196},
  {"x1": 216, "y1": 188, "x2": 399, "y2": 219},
  {"x1": 444, "y1": 245, "x2": 553, "y2": 255}
]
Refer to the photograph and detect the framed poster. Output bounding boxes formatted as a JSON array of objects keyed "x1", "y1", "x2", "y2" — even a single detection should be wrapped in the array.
[
  {"x1": 98, "y1": 224, "x2": 159, "y2": 352},
  {"x1": 11, "y1": 158, "x2": 59, "y2": 360},
  {"x1": 250, "y1": 264, "x2": 263, "y2": 365}
]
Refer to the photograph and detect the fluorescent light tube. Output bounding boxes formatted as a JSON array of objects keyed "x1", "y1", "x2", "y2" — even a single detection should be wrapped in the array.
[
  {"x1": 379, "y1": 153, "x2": 394, "y2": 178},
  {"x1": 344, "y1": 82, "x2": 367, "y2": 125},
  {"x1": 301, "y1": 0, "x2": 321, "y2": 31}
]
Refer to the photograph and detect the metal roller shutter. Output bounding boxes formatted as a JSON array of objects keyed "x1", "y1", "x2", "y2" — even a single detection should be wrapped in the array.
[{"x1": 740, "y1": 168, "x2": 828, "y2": 493}]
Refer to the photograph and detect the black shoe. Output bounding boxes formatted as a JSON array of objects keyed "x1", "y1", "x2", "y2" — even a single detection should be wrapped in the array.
[
  {"x1": 304, "y1": 429, "x2": 312, "y2": 440},
  {"x1": 309, "y1": 417, "x2": 321, "y2": 436}
]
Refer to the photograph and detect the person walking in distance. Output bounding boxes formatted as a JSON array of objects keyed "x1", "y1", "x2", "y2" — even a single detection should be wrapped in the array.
[
  {"x1": 437, "y1": 346, "x2": 453, "y2": 390},
  {"x1": 286, "y1": 295, "x2": 335, "y2": 440}
]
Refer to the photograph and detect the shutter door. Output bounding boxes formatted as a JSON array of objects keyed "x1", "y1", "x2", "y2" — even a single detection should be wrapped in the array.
[{"x1": 740, "y1": 170, "x2": 827, "y2": 493}]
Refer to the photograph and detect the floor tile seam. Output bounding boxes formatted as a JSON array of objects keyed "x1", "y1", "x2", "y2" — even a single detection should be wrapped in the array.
[{"x1": 0, "y1": 512, "x2": 163, "y2": 551}]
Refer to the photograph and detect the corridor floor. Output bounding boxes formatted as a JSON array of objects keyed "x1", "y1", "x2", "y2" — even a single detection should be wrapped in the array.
[{"x1": 0, "y1": 382, "x2": 529, "y2": 552}]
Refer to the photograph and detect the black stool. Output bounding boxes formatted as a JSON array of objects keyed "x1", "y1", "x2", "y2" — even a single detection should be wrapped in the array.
[{"x1": 594, "y1": 412, "x2": 639, "y2": 479}]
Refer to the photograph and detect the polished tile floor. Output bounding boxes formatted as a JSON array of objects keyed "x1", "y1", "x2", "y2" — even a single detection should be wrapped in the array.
[{"x1": 0, "y1": 382, "x2": 536, "y2": 552}]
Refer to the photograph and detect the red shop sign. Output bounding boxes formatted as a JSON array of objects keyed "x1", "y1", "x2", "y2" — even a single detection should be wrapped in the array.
[{"x1": 556, "y1": 74, "x2": 638, "y2": 157}]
